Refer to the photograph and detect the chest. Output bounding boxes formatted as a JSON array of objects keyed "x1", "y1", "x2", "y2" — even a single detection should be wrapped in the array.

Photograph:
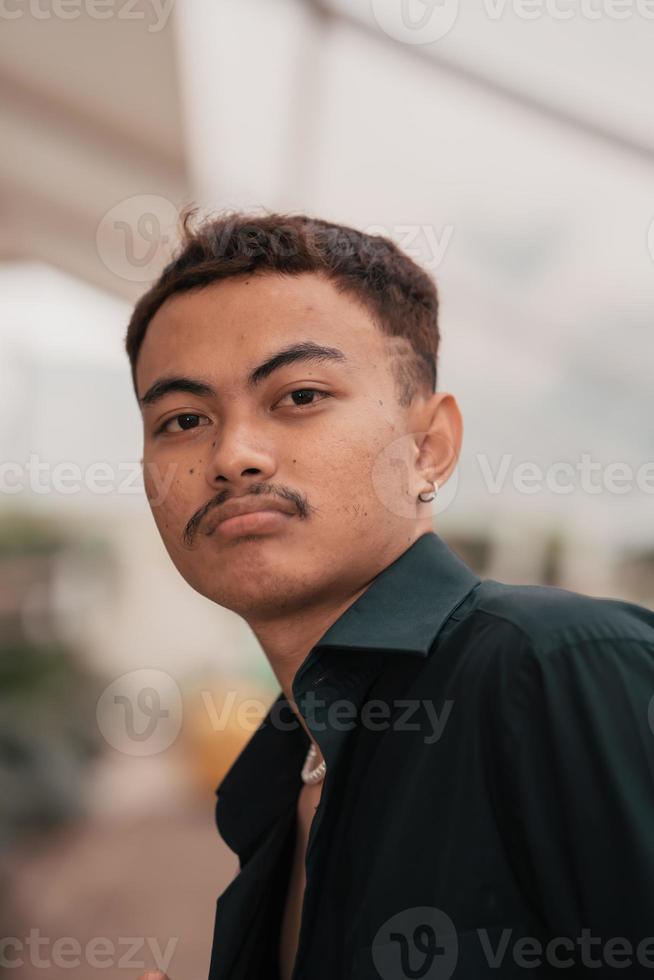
[{"x1": 278, "y1": 781, "x2": 323, "y2": 980}]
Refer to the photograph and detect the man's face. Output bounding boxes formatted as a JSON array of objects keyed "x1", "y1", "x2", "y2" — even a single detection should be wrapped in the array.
[{"x1": 136, "y1": 271, "x2": 436, "y2": 620}]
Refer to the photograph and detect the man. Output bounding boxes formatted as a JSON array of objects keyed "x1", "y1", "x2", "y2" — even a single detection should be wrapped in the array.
[{"x1": 129, "y1": 212, "x2": 654, "y2": 979}]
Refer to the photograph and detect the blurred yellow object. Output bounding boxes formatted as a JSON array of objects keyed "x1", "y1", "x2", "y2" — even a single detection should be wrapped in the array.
[{"x1": 180, "y1": 679, "x2": 276, "y2": 796}]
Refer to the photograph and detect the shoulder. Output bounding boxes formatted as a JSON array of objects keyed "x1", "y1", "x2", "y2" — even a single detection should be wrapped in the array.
[
  {"x1": 461, "y1": 587, "x2": 654, "y2": 821},
  {"x1": 435, "y1": 578, "x2": 654, "y2": 707},
  {"x1": 469, "y1": 577, "x2": 654, "y2": 657}
]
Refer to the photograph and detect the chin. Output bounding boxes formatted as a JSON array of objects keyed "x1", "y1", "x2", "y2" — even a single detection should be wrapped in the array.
[{"x1": 184, "y1": 561, "x2": 282, "y2": 608}]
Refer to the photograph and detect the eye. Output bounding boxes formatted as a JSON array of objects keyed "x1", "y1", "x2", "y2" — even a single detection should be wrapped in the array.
[
  {"x1": 278, "y1": 388, "x2": 331, "y2": 409},
  {"x1": 158, "y1": 413, "x2": 211, "y2": 434}
]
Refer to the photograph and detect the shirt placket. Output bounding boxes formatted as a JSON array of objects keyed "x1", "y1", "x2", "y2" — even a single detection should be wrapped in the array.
[{"x1": 288, "y1": 649, "x2": 386, "y2": 979}]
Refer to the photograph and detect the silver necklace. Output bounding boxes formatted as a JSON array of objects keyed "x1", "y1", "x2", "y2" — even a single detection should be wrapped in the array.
[{"x1": 301, "y1": 741, "x2": 326, "y2": 785}]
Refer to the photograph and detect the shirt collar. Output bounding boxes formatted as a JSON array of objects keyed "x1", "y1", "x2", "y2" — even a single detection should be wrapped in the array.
[
  {"x1": 214, "y1": 531, "x2": 481, "y2": 861},
  {"x1": 294, "y1": 530, "x2": 481, "y2": 689}
]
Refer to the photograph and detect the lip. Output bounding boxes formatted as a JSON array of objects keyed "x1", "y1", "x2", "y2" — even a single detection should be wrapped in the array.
[
  {"x1": 204, "y1": 497, "x2": 295, "y2": 539},
  {"x1": 210, "y1": 509, "x2": 293, "y2": 539}
]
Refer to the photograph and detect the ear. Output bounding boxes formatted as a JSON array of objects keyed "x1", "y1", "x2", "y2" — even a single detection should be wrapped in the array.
[{"x1": 408, "y1": 391, "x2": 463, "y2": 492}]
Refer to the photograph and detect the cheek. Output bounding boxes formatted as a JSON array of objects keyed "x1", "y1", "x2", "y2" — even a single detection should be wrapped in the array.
[
  {"x1": 315, "y1": 418, "x2": 402, "y2": 514},
  {"x1": 143, "y1": 458, "x2": 190, "y2": 529},
  {"x1": 369, "y1": 431, "x2": 418, "y2": 520},
  {"x1": 330, "y1": 407, "x2": 416, "y2": 521}
]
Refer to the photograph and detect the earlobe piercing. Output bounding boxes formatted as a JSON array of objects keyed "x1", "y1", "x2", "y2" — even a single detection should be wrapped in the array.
[{"x1": 418, "y1": 479, "x2": 439, "y2": 503}]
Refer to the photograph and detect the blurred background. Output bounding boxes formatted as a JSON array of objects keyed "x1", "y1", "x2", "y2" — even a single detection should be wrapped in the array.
[{"x1": 1, "y1": 0, "x2": 653, "y2": 976}]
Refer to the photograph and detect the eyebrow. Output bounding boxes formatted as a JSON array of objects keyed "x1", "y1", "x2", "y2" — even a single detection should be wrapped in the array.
[{"x1": 139, "y1": 341, "x2": 348, "y2": 407}]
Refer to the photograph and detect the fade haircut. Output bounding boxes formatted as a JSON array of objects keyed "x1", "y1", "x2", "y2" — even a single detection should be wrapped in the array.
[{"x1": 125, "y1": 209, "x2": 440, "y2": 406}]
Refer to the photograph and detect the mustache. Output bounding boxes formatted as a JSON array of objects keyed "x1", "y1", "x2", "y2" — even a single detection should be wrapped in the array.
[{"x1": 182, "y1": 483, "x2": 311, "y2": 548}]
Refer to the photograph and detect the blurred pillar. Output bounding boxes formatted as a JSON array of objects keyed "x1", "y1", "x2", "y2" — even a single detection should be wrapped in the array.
[{"x1": 174, "y1": 0, "x2": 324, "y2": 209}]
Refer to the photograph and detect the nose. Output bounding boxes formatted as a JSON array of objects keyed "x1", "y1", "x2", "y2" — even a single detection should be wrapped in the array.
[{"x1": 204, "y1": 418, "x2": 277, "y2": 492}]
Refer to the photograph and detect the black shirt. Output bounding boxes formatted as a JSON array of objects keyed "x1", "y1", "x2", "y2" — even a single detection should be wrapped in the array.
[{"x1": 207, "y1": 531, "x2": 654, "y2": 979}]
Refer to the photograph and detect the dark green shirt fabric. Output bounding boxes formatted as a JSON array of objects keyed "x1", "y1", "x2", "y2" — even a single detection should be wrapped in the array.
[{"x1": 207, "y1": 531, "x2": 654, "y2": 979}]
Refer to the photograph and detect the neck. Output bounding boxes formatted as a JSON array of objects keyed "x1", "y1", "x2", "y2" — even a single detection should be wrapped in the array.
[
  {"x1": 247, "y1": 529, "x2": 431, "y2": 735},
  {"x1": 249, "y1": 582, "x2": 371, "y2": 724}
]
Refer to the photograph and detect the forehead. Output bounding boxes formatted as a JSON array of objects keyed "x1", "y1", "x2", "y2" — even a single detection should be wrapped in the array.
[{"x1": 136, "y1": 271, "x2": 388, "y2": 393}]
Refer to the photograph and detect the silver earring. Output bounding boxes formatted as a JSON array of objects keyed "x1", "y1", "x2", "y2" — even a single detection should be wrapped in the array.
[{"x1": 418, "y1": 479, "x2": 438, "y2": 503}]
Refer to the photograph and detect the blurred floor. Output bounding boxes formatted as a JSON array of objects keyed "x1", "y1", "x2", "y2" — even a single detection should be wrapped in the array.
[{"x1": 5, "y1": 803, "x2": 238, "y2": 980}]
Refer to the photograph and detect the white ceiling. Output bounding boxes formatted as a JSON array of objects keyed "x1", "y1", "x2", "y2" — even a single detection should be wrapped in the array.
[
  {"x1": 0, "y1": 5, "x2": 189, "y2": 299},
  {"x1": 1, "y1": 0, "x2": 652, "y2": 548},
  {"x1": 326, "y1": 0, "x2": 654, "y2": 157}
]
